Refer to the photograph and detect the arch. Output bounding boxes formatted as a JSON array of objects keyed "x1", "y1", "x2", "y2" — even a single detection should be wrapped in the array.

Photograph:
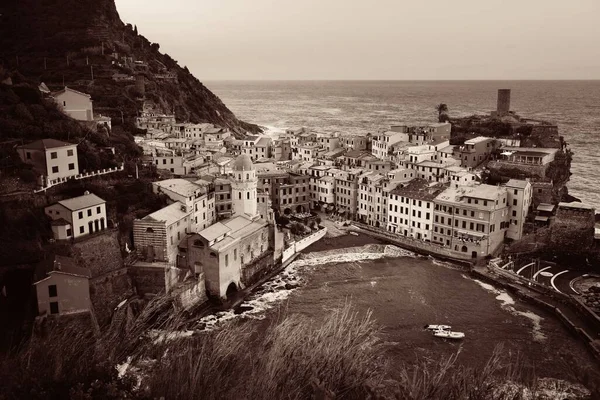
[
  {"x1": 100, "y1": 218, "x2": 105, "y2": 230},
  {"x1": 461, "y1": 246, "x2": 468, "y2": 253},
  {"x1": 209, "y1": 251, "x2": 217, "y2": 258},
  {"x1": 296, "y1": 205, "x2": 305, "y2": 213},
  {"x1": 146, "y1": 227, "x2": 154, "y2": 233},
  {"x1": 193, "y1": 239, "x2": 204, "y2": 247},
  {"x1": 471, "y1": 251, "x2": 478, "y2": 259},
  {"x1": 284, "y1": 208, "x2": 292, "y2": 215},
  {"x1": 226, "y1": 282, "x2": 238, "y2": 298}
]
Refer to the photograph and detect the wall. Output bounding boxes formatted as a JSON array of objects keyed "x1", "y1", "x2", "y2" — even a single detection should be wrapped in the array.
[
  {"x1": 128, "y1": 264, "x2": 166, "y2": 295},
  {"x1": 282, "y1": 228, "x2": 327, "y2": 263},
  {"x1": 72, "y1": 229, "x2": 123, "y2": 277},
  {"x1": 133, "y1": 218, "x2": 167, "y2": 262},
  {"x1": 174, "y1": 273, "x2": 208, "y2": 310},
  {"x1": 55, "y1": 90, "x2": 93, "y2": 121},
  {"x1": 240, "y1": 250, "x2": 276, "y2": 287},
  {"x1": 90, "y1": 268, "x2": 134, "y2": 326},
  {"x1": 46, "y1": 145, "x2": 79, "y2": 181}
]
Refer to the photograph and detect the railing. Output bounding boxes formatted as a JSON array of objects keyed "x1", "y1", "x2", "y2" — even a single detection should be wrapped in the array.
[{"x1": 33, "y1": 164, "x2": 124, "y2": 193}]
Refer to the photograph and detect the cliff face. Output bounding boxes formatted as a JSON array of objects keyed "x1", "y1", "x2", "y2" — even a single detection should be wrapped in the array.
[{"x1": 0, "y1": 0, "x2": 260, "y2": 135}]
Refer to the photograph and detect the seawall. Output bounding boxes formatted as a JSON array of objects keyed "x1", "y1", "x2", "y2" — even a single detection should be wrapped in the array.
[{"x1": 470, "y1": 267, "x2": 600, "y2": 363}]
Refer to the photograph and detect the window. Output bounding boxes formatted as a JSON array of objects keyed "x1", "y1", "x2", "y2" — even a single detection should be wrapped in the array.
[
  {"x1": 225, "y1": 254, "x2": 229, "y2": 267},
  {"x1": 48, "y1": 285, "x2": 57, "y2": 297},
  {"x1": 80, "y1": 226, "x2": 84, "y2": 234},
  {"x1": 78, "y1": 211, "x2": 83, "y2": 219},
  {"x1": 52, "y1": 166, "x2": 59, "y2": 173},
  {"x1": 68, "y1": 163, "x2": 75, "y2": 170},
  {"x1": 234, "y1": 249, "x2": 237, "y2": 260},
  {"x1": 26, "y1": 152, "x2": 31, "y2": 159},
  {"x1": 512, "y1": 210, "x2": 517, "y2": 217},
  {"x1": 50, "y1": 152, "x2": 57, "y2": 159},
  {"x1": 66, "y1": 228, "x2": 72, "y2": 237},
  {"x1": 67, "y1": 149, "x2": 74, "y2": 157},
  {"x1": 513, "y1": 199, "x2": 517, "y2": 206},
  {"x1": 50, "y1": 302, "x2": 59, "y2": 314},
  {"x1": 87, "y1": 209, "x2": 92, "y2": 217}
]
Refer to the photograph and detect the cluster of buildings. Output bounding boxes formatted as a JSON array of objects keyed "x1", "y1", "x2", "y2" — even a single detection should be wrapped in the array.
[{"x1": 27, "y1": 87, "x2": 596, "y2": 319}]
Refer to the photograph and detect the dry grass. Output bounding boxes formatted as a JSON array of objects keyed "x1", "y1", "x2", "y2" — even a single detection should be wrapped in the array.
[
  {"x1": 2, "y1": 298, "x2": 598, "y2": 400},
  {"x1": 143, "y1": 302, "x2": 384, "y2": 400}
]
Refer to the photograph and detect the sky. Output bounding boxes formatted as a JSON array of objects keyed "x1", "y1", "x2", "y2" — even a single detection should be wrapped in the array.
[{"x1": 115, "y1": 0, "x2": 600, "y2": 80}]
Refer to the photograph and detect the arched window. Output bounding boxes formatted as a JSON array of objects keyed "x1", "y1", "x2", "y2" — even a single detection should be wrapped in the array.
[
  {"x1": 146, "y1": 227, "x2": 154, "y2": 233},
  {"x1": 246, "y1": 173, "x2": 249, "y2": 180},
  {"x1": 193, "y1": 239, "x2": 204, "y2": 247},
  {"x1": 239, "y1": 192, "x2": 242, "y2": 200},
  {"x1": 247, "y1": 192, "x2": 250, "y2": 200},
  {"x1": 210, "y1": 252, "x2": 217, "y2": 258}
]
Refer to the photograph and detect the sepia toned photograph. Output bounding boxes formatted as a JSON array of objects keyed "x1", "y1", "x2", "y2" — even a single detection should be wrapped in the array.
[{"x1": 0, "y1": 1, "x2": 599, "y2": 399}]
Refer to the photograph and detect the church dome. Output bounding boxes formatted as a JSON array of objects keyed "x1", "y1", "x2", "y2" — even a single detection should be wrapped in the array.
[{"x1": 232, "y1": 154, "x2": 254, "y2": 171}]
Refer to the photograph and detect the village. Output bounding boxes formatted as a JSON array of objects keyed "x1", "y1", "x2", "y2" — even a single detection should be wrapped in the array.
[{"x1": 17, "y1": 85, "x2": 598, "y2": 334}]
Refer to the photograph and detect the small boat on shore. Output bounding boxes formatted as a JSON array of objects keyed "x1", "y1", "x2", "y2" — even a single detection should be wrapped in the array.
[
  {"x1": 433, "y1": 329, "x2": 465, "y2": 340},
  {"x1": 424, "y1": 324, "x2": 451, "y2": 331}
]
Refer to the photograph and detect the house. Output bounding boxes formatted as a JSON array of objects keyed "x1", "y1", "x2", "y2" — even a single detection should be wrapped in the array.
[
  {"x1": 53, "y1": 87, "x2": 94, "y2": 121},
  {"x1": 16, "y1": 139, "x2": 79, "y2": 186},
  {"x1": 456, "y1": 137, "x2": 499, "y2": 169},
  {"x1": 340, "y1": 134, "x2": 369, "y2": 151},
  {"x1": 33, "y1": 255, "x2": 92, "y2": 316},
  {"x1": 133, "y1": 201, "x2": 193, "y2": 266},
  {"x1": 273, "y1": 173, "x2": 311, "y2": 214},
  {"x1": 372, "y1": 131, "x2": 409, "y2": 160},
  {"x1": 44, "y1": 191, "x2": 107, "y2": 240}
]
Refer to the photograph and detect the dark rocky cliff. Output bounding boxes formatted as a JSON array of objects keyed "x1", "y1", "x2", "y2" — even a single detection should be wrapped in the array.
[{"x1": 0, "y1": 0, "x2": 260, "y2": 135}]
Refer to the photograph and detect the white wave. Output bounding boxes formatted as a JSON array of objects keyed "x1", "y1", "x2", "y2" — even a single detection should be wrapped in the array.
[
  {"x1": 191, "y1": 245, "x2": 417, "y2": 332},
  {"x1": 467, "y1": 277, "x2": 546, "y2": 341},
  {"x1": 260, "y1": 125, "x2": 287, "y2": 137}
]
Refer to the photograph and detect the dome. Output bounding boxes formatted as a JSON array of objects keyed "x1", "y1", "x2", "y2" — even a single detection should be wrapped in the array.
[{"x1": 232, "y1": 154, "x2": 254, "y2": 171}]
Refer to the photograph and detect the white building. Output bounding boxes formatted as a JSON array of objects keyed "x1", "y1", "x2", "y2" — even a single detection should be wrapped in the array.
[
  {"x1": 386, "y1": 179, "x2": 446, "y2": 240},
  {"x1": 45, "y1": 191, "x2": 107, "y2": 240},
  {"x1": 152, "y1": 179, "x2": 216, "y2": 232},
  {"x1": 372, "y1": 131, "x2": 409, "y2": 160},
  {"x1": 231, "y1": 154, "x2": 259, "y2": 218}
]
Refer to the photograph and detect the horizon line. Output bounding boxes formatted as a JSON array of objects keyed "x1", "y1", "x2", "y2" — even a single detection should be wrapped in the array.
[{"x1": 203, "y1": 78, "x2": 600, "y2": 82}]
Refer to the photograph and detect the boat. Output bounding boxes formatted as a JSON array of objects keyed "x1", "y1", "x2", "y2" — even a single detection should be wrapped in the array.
[
  {"x1": 424, "y1": 324, "x2": 451, "y2": 331},
  {"x1": 433, "y1": 329, "x2": 465, "y2": 340}
]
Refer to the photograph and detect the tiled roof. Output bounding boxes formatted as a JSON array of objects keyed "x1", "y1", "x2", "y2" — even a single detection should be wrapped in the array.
[
  {"x1": 142, "y1": 202, "x2": 190, "y2": 225},
  {"x1": 57, "y1": 192, "x2": 105, "y2": 211},
  {"x1": 17, "y1": 139, "x2": 76, "y2": 151}
]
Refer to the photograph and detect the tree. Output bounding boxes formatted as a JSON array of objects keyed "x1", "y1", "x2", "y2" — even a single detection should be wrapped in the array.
[{"x1": 436, "y1": 103, "x2": 449, "y2": 123}]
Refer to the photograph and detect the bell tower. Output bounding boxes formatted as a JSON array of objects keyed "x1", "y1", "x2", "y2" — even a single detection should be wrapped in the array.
[{"x1": 231, "y1": 154, "x2": 258, "y2": 218}]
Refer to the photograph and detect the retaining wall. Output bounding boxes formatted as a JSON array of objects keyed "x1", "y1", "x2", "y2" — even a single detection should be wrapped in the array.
[
  {"x1": 90, "y1": 268, "x2": 134, "y2": 327},
  {"x1": 282, "y1": 228, "x2": 327, "y2": 264}
]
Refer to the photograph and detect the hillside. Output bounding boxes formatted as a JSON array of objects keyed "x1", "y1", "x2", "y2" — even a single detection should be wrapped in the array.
[{"x1": 0, "y1": 0, "x2": 260, "y2": 135}]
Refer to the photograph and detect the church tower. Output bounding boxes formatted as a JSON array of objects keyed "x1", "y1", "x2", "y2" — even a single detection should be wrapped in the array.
[{"x1": 231, "y1": 154, "x2": 258, "y2": 218}]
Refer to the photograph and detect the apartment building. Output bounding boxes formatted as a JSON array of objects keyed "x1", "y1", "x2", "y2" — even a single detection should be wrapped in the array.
[
  {"x1": 387, "y1": 179, "x2": 446, "y2": 240},
  {"x1": 505, "y1": 179, "x2": 532, "y2": 241},
  {"x1": 433, "y1": 184, "x2": 510, "y2": 258}
]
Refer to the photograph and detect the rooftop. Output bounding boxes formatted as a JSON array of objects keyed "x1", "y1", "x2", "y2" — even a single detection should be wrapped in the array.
[
  {"x1": 436, "y1": 184, "x2": 506, "y2": 204},
  {"x1": 505, "y1": 179, "x2": 530, "y2": 189},
  {"x1": 142, "y1": 202, "x2": 190, "y2": 226},
  {"x1": 153, "y1": 179, "x2": 202, "y2": 197},
  {"x1": 256, "y1": 137, "x2": 271, "y2": 147},
  {"x1": 391, "y1": 178, "x2": 447, "y2": 201},
  {"x1": 537, "y1": 203, "x2": 556, "y2": 213},
  {"x1": 465, "y1": 136, "x2": 493, "y2": 145},
  {"x1": 18, "y1": 138, "x2": 77, "y2": 151},
  {"x1": 34, "y1": 255, "x2": 91, "y2": 283},
  {"x1": 199, "y1": 222, "x2": 231, "y2": 242},
  {"x1": 57, "y1": 192, "x2": 105, "y2": 211}
]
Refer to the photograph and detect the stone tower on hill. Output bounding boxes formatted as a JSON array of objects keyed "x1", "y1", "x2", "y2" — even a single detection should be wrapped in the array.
[{"x1": 231, "y1": 154, "x2": 258, "y2": 218}]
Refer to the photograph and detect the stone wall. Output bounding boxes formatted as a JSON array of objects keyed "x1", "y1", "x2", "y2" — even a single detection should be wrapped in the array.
[
  {"x1": 174, "y1": 274, "x2": 208, "y2": 311},
  {"x1": 240, "y1": 251, "x2": 276, "y2": 288},
  {"x1": 90, "y1": 268, "x2": 134, "y2": 327},
  {"x1": 71, "y1": 229, "x2": 123, "y2": 277},
  {"x1": 128, "y1": 264, "x2": 166, "y2": 295},
  {"x1": 487, "y1": 160, "x2": 547, "y2": 180}
]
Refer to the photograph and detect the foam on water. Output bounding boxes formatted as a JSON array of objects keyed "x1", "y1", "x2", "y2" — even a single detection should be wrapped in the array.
[
  {"x1": 190, "y1": 245, "x2": 416, "y2": 332},
  {"x1": 467, "y1": 276, "x2": 547, "y2": 341}
]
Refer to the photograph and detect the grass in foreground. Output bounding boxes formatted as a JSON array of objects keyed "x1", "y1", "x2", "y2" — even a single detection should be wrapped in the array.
[{"x1": 1, "y1": 299, "x2": 599, "y2": 400}]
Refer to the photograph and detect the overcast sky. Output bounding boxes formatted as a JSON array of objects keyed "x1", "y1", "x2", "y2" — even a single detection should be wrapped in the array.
[{"x1": 116, "y1": 0, "x2": 600, "y2": 80}]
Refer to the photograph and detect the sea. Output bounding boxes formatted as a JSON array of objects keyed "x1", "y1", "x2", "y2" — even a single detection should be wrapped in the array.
[
  {"x1": 194, "y1": 81, "x2": 600, "y2": 379},
  {"x1": 206, "y1": 80, "x2": 600, "y2": 208}
]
